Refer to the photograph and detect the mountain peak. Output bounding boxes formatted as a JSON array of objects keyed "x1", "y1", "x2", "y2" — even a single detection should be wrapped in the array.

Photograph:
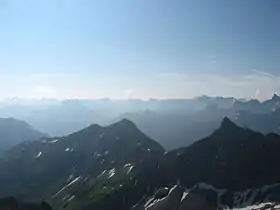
[
  {"x1": 111, "y1": 118, "x2": 137, "y2": 129},
  {"x1": 248, "y1": 99, "x2": 260, "y2": 104},
  {"x1": 272, "y1": 93, "x2": 280, "y2": 100},
  {"x1": 119, "y1": 118, "x2": 135, "y2": 124},
  {"x1": 0, "y1": 118, "x2": 45, "y2": 152},
  {"x1": 195, "y1": 95, "x2": 211, "y2": 101},
  {"x1": 220, "y1": 117, "x2": 238, "y2": 129}
]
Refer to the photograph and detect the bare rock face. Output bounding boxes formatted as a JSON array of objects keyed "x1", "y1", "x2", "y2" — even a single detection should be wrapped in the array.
[
  {"x1": 145, "y1": 186, "x2": 184, "y2": 210},
  {"x1": 133, "y1": 185, "x2": 216, "y2": 210},
  {"x1": 130, "y1": 182, "x2": 280, "y2": 210},
  {"x1": 178, "y1": 193, "x2": 216, "y2": 210}
]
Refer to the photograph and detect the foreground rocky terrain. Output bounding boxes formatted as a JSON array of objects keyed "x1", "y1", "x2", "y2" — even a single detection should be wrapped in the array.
[
  {"x1": 0, "y1": 197, "x2": 52, "y2": 210},
  {"x1": 131, "y1": 183, "x2": 280, "y2": 210},
  {"x1": 0, "y1": 118, "x2": 280, "y2": 210}
]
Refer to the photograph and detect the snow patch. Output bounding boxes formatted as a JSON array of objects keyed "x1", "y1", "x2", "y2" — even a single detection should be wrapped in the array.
[
  {"x1": 62, "y1": 195, "x2": 70, "y2": 201},
  {"x1": 36, "y1": 152, "x2": 42, "y2": 158},
  {"x1": 108, "y1": 168, "x2": 116, "y2": 178},
  {"x1": 50, "y1": 139, "x2": 58, "y2": 143},
  {"x1": 52, "y1": 176, "x2": 81, "y2": 198},
  {"x1": 68, "y1": 195, "x2": 75, "y2": 202},
  {"x1": 124, "y1": 163, "x2": 134, "y2": 174},
  {"x1": 97, "y1": 170, "x2": 107, "y2": 179},
  {"x1": 228, "y1": 202, "x2": 280, "y2": 210},
  {"x1": 181, "y1": 191, "x2": 189, "y2": 201},
  {"x1": 65, "y1": 148, "x2": 74, "y2": 152},
  {"x1": 93, "y1": 152, "x2": 101, "y2": 158},
  {"x1": 124, "y1": 163, "x2": 132, "y2": 167},
  {"x1": 67, "y1": 174, "x2": 74, "y2": 182}
]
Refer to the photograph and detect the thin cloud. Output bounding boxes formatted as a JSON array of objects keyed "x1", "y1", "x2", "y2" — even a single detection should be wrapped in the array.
[
  {"x1": 207, "y1": 55, "x2": 218, "y2": 64},
  {"x1": 30, "y1": 73, "x2": 79, "y2": 79},
  {"x1": 156, "y1": 72, "x2": 183, "y2": 78},
  {"x1": 250, "y1": 69, "x2": 275, "y2": 78},
  {"x1": 155, "y1": 71, "x2": 280, "y2": 100}
]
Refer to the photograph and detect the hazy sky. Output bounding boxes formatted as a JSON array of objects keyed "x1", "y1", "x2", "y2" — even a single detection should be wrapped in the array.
[{"x1": 0, "y1": 0, "x2": 279, "y2": 100}]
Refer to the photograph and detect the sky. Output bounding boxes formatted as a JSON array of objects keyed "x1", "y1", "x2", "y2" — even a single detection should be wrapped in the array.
[{"x1": 0, "y1": 0, "x2": 280, "y2": 100}]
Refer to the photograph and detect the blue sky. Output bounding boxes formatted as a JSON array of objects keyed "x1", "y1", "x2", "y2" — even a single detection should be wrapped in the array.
[{"x1": 0, "y1": 0, "x2": 279, "y2": 100}]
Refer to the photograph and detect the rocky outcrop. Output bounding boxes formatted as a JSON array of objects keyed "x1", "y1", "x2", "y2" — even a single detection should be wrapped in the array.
[
  {"x1": 131, "y1": 183, "x2": 280, "y2": 210},
  {"x1": 145, "y1": 186, "x2": 184, "y2": 210},
  {"x1": 179, "y1": 194, "x2": 216, "y2": 210},
  {"x1": 0, "y1": 197, "x2": 52, "y2": 210}
]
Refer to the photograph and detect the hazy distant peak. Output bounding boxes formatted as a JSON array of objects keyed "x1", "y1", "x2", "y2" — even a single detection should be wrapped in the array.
[
  {"x1": 272, "y1": 93, "x2": 280, "y2": 100},
  {"x1": 220, "y1": 117, "x2": 239, "y2": 130},
  {"x1": 0, "y1": 118, "x2": 45, "y2": 152},
  {"x1": 195, "y1": 95, "x2": 211, "y2": 101},
  {"x1": 67, "y1": 118, "x2": 139, "y2": 140},
  {"x1": 248, "y1": 99, "x2": 260, "y2": 104},
  {"x1": 110, "y1": 118, "x2": 137, "y2": 129},
  {"x1": 84, "y1": 123, "x2": 102, "y2": 131},
  {"x1": 0, "y1": 117, "x2": 36, "y2": 130}
]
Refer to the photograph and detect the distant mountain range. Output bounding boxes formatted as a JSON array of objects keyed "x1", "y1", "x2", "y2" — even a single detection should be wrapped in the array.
[
  {"x1": 1, "y1": 94, "x2": 280, "y2": 140},
  {"x1": 118, "y1": 111, "x2": 221, "y2": 150},
  {"x1": 0, "y1": 118, "x2": 45, "y2": 152},
  {"x1": 0, "y1": 118, "x2": 280, "y2": 209},
  {"x1": 119, "y1": 94, "x2": 280, "y2": 150}
]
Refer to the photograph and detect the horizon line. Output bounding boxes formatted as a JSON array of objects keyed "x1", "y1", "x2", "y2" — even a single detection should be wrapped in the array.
[{"x1": 0, "y1": 93, "x2": 279, "y2": 102}]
